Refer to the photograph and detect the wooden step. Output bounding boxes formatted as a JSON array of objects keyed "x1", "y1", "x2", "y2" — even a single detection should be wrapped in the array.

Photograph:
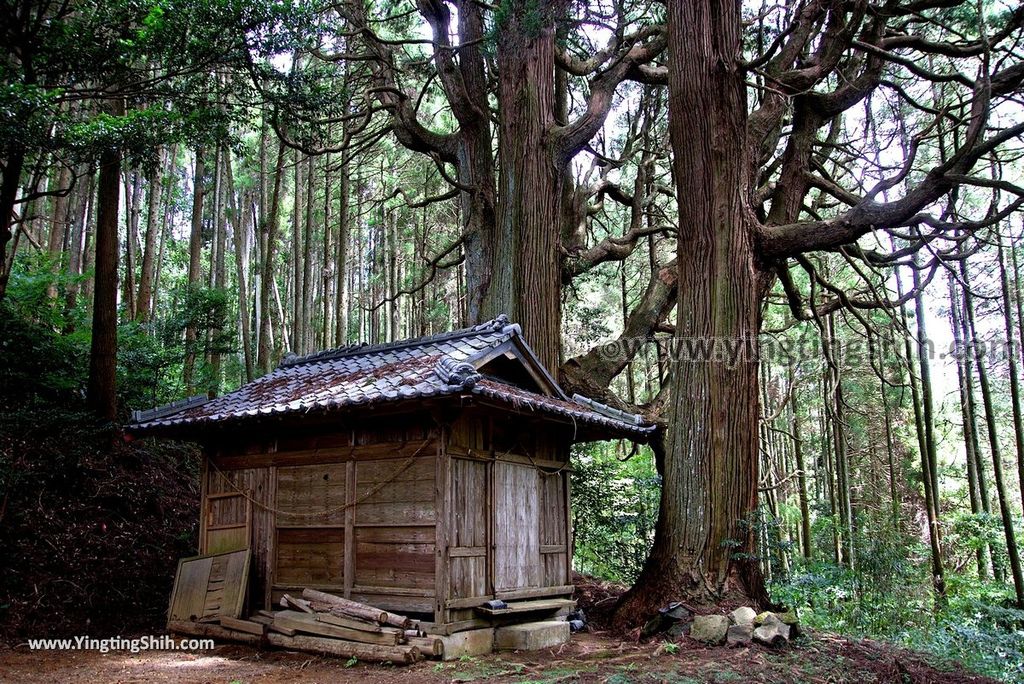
[{"x1": 474, "y1": 598, "x2": 575, "y2": 616}]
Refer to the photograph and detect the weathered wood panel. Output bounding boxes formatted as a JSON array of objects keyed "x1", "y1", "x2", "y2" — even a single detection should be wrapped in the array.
[
  {"x1": 448, "y1": 414, "x2": 487, "y2": 452},
  {"x1": 355, "y1": 457, "x2": 435, "y2": 525},
  {"x1": 539, "y1": 471, "x2": 568, "y2": 586},
  {"x1": 277, "y1": 463, "x2": 347, "y2": 526},
  {"x1": 205, "y1": 464, "x2": 274, "y2": 609},
  {"x1": 276, "y1": 528, "x2": 345, "y2": 585},
  {"x1": 450, "y1": 459, "x2": 487, "y2": 548},
  {"x1": 204, "y1": 492, "x2": 250, "y2": 554},
  {"x1": 353, "y1": 526, "x2": 435, "y2": 590},
  {"x1": 493, "y1": 461, "x2": 541, "y2": 591},
  {"x1": 450, "y1": 556, "x2": 487, "y2": 599},
  {"x1": 449, "y1": 458, "x2": 488, "y2": 601},
  {"x1": 168, "y1": 549, "x2": 249, "y2": 624}
]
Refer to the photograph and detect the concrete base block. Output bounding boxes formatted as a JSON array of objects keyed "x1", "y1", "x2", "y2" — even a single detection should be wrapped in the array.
[
  {"x1": 439, "y1": 628, "x2": 495, "y2": 661},
  {"x1": 494, "y1": 621, "x2": 570, "y2": 651}
]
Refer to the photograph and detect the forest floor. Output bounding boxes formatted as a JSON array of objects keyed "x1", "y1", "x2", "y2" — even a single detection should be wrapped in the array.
[{"x1": 0, "y1": 631, "x2": 997, "y2": 683}]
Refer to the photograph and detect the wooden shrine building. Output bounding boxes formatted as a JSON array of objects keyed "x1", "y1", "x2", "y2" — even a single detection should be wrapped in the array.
[{"x1": 129, "y1": 315, "x2": 654, "y2": 632}]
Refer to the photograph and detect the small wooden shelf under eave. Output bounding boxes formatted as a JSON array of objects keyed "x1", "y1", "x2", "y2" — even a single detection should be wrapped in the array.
[{"x1": 473, "y1": 598, "x2": 575, "y2": 617}]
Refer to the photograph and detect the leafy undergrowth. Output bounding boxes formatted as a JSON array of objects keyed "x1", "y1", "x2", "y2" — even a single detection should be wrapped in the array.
[
  {"x1": 0, "y1": 301, "x2": 200, "y2": 638},
  {"x1": 776, "y1": 562, "x2": 1024, "y2": 682}
]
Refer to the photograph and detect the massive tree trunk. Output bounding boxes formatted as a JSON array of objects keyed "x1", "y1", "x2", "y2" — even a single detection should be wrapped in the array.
[
  {"x1": 615, "y1": 0, "x2": 769, "y2": 620},
  {"x1": 86, "y1": 106, "x2": 124, "y2": 422},
  {"x1": 495, "y1": 2, "x2": 564, "y2": 374}
]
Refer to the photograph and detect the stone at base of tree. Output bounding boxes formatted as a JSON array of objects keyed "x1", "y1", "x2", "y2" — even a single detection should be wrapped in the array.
[
  {"x1": 777, "y1": 609, "x2": 799, "y2": 625},
  {"x1": 689, "y1": 615, "x2": 729, "y2": 644},
  {"x1": 729, "y1": 606, "x2": 757, "y2": 627},
  {"x1": 726, "y1": 623, "x2": 753, "y2": 647},
  {"x1": 752, "y1": 613, "x2": 791, "y2": 647},
  {"x1": 666, "y1": 622, "x2": 688, "y2": 638}
]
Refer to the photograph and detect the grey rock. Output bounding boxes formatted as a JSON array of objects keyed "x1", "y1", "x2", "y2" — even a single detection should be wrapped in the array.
[
  {"x1": 729, "y1": 606, "x2": 757, "y2": 627},
  {"x1": 689, "y1": 615, "x2": 729, "y2": 644},
  {"x1": 753, "y1": 615, "x2": 791, "y2": 647},
  {"x1": 666, "y1": 622, "x2": 688, "y2": 638},
  {"x1": 726, "y1": 623, "x2": 753, "y2": 647}
]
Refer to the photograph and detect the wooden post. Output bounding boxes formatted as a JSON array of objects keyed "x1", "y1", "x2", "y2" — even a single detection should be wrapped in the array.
[
  {"x1": 199, "y1": 454, "x2": 210, "y2": 553},
  {"x1": 344, "y1": 458, "x2": 355, "y2": 599},
  {"x1": 434, "y1": 422, "x2": 451, "y2": 625}
]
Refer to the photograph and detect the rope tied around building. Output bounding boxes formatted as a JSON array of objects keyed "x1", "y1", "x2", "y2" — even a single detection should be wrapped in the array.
[{"x1": 207, "y1": 438, "x2": 434, "y2": 518}]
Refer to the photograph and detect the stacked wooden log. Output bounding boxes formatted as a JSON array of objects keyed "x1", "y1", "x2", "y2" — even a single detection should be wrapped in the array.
[{"x1": 169, "y1": 588, "x2": 441, "y2": 664}]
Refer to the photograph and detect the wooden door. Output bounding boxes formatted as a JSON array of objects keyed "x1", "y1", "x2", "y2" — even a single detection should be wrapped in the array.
[
  {"x1": 493, "y1": 461, "x2": 541, "y2": 591},
  {"x1": 449, "y1": 458, "x2": 488, "y2": 600}
]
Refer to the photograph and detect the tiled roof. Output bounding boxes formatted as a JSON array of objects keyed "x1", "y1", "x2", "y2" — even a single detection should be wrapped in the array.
[{"x1": 129, "y1": 315, "x2": 654, "y2": 440}]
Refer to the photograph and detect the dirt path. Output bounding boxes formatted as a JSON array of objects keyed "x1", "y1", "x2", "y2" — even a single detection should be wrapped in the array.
[{"x1": 0, "y1": 632, "x2": 996, "y2": 683}]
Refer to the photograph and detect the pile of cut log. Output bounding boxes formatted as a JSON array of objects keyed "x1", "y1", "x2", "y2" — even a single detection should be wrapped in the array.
[{"x1": 170, "y1": 588, "x2": 441, "y2": 664}]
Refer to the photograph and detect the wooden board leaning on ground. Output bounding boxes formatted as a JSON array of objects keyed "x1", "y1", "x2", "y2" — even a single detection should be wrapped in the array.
[{"x1": 167, "y1": 548, "x2": 250, "y2": 625}]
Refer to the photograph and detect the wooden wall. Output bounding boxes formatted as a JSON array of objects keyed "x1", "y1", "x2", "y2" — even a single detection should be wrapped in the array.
[
  {"x1": 200, "y1": 409, "x2": 574, "y2": 628},
  {"x1": 203, "y1": 417, "x2": 438, "y2": 616}
]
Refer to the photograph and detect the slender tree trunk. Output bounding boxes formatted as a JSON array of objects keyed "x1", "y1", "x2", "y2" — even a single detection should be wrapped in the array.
[
  {"x1": 226, "y1": 155, "x2": 254, "y2": 382},
  {"x1": 334, "y1": 161, "x2": 350, "y2": 344},
  {"x1": 135, "y1": 151, "x2": 163, "y2": 322},
  {"x1": 387, "y1": 207, "x2": 398, "y2": 341},
  {"x1": 963, "y1": 257, "x2": 1024, "y2": 606},
  {"x1": 184, "y1": 148, "x2": 207, "y2": 393},
  {"x1": 122, "y1": 169, "x2": 142, "y2": 320},
  {"x1": 997, "y1": 241, "x2": 1024, "y2": 517},
  {"x1": 1012, "y1": 243, "x2": 1024, "y2": 375},
  {"x1": 46, "y1": 164, "x2": 73, "y2": 299},
  {"x1": 258, "y1": 139, "x2": 286, "y2": 373},
  {"x1": 789, "y1": 366, "x2": 812, "y2": 559},
  {"x1": 615, "y1": 0, "x2": 768, "y2": 620},
  {"x1": 876, "y1": 325, "x2": 902, "y2": 530},
  {"x1": 64, "y1": 168, "x2": 94, "y2": 316},
  {"x1": 825, "y1": 311, "x2": 854, "y2": 568},
  {"x1": 948, "y1": 271, "x2": 988, "y2": 578},
  {"x1": 210, "y1": 146, "x2": 227, "y2": 394},
  {"x1": 912, "y1": 258, "x2": 945, "y2": 602},
  {"x1": 322, "y1": 153, "x2": 333, "y2": 349},
  {"x1": 302, "y1": 156, "x2": 314, "y2": 353},
  {"x1": 86, "y1": 101, "x2": 124, "y2": 421},
  {"x1": 151, "y1": 145, "x2": 177, "y2": 322}
]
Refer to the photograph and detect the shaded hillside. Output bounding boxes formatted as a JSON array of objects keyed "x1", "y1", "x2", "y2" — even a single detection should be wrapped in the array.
[{"x1": 0, "y1": 305, "x2": 200, "y2": 638}]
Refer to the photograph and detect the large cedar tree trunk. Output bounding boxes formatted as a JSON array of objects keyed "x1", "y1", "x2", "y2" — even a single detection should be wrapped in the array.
[
  {"x1": 495, "y1": 2, "x2": 564, "y2": 374},
  {"x1": 615, "y1": 0, "x2": 769, "y2": 622}
]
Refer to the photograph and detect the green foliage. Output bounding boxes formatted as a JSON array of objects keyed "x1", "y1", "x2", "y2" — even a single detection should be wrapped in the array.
[
  {"x1": 571, "y1": 442, "x2": 659, "y2": 583},
  {"x1": 774, "y1": 556, "x2": 1024, "y2": 681}
]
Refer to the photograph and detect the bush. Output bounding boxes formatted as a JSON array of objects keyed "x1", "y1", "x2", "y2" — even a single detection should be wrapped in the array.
[
  {"x1": 0, "y1": 298, "x2": 201, "y2": 638},
  {"x1": 571, "y1": 442, "x2": 659, "y2": 583}
]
